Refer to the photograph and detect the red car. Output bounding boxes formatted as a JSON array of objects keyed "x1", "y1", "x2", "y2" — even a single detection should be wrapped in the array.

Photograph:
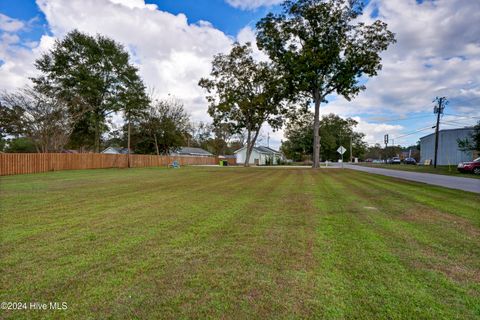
[{"x1": 457, "y1": 157, "x2": 480, "y2": 175}]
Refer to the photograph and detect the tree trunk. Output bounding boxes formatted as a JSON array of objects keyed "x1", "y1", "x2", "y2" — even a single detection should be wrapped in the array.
[
  {"x1": 313, "y1": 89, "x2": 321, "y2": 168},
  {"x1": 154, "y1": 134, "x2": 160, "y2": 156},
  {"x1": 127, "y1": 120, "x2": 131, "y2": 168},
  {"x1": 244, "y1": 129, "x2": 252, "y2": 167},
  {"x1": 245, "y1": 127, "x2": 261, "y2": 167},
  {"x1": 94, "y1": 115, "x2": 100, "y2": 153}
]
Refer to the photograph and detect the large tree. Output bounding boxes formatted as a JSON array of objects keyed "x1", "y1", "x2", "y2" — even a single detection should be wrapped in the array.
[
  {"x1": 257, "y1": 0, "x2": 395, "y2": 168},
  {"x1": 199, "y1": 43, "x2": 285, "y2": 166},
  {"x1": 121, "y1": 76, "x2": 150, "y2": 166},
  {"x1": 32, "y1": 29, "x2": 149, "y2": 152},
  {"x1": 281, "y1": 111, "x2": 367, "y2": 161},
  {"x1": 131, "y1": 99, "x2": 190, "y2": 155},
  {"x1": 187, "y1": 122, "x2": 235, "y2": 155},
  {"x1": 0, "y1": 87, "x2": 83, "y2": 152}
]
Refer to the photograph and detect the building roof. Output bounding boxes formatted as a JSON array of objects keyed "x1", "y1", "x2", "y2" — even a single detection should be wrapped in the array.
[
  {"x1": 256, "y1": 146, "x2": 282, "y2": 154},
  {"x1": 173, "y1": 147, "x2": 213, "y2": 156},
  {"x1": 419, "y1": 126, "x2": 474, "y2": 140},
  {"x1": 234, "y1": 146, "x2": 282, "y2": 155},
  {"x1": 101, "y1": 147, "x2": 130, "y2": 154}
]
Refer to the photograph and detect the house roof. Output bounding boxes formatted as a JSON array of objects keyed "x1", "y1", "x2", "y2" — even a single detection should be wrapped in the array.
[
  {"x1": 256, "y1": 146, "x2": 282, "y2": 154},
  {"x1": 101, "y1": 147, "x2": 130, "y2": 154},
  {"x1": 173, "y1": 147, "x2": 213, "y2": 156},
  {"x1": 419, "y1": 126, "x2": 474, "y2": 140},
  {"x1": 234, "y1": 146, "x2": 282, "y2": 155}
]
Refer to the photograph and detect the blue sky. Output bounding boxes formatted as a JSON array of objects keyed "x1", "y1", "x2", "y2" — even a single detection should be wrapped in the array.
[
  {"x1": 0, "y1": 0, "x2": 275, "y2": 37},
  {"x1": 1, "y1": 0, "x2": 479, "y2": 148}
]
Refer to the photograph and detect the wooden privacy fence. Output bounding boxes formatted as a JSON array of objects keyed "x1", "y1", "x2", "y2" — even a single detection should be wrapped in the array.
[{"x1": 0, "y1": 153, "x2": 234, "y2": 176}]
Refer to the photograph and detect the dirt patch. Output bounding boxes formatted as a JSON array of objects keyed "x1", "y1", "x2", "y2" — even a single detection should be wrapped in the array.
[
  {"x1": 410, "y1": 249, "x2": 480, "y2": 284},
  {"x1": 399, "y1": 207, "x2": 480, "y2": 238}
]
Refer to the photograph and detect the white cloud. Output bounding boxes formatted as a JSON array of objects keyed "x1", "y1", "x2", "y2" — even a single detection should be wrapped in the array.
[
  {"x1": 327, "y1": 0, "x2": 480, "y2": 117},
  {"x1": 225, "y1": 0, "x2": 282, "y2": 10},
  {"x1": 236, "y1": 26, "x2": 269, "y2": 61},
  {"x1": 1, "y1": 0, "x2": 480, "y2": 148},
  {"x1": 108, "y1": 0, "x2": 157, "y2": 10},
  {"x1": 0, "y1": 31, "x2": 55, "y2": 90},
  {"x1": 313, "y1": 0, "x2": 480, "y2": 145},
  {"x1": 0, "y1": 13, "x2": 25, "y2": 32},
  {"x1": 353, "y1": 117, "x2": 404, "y2": 146},
  {"x1": 0, "y1": 0, "x2": 234, "y2": 122}
]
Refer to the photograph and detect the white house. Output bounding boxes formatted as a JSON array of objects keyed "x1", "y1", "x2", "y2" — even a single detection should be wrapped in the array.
[{"x1": 234, "y1": 146, "x2": 283, "y2": 165}]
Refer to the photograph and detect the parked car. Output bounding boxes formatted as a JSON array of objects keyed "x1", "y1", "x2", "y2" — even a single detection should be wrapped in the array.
[
  {"x1": 457, "y1": 157, "x2": 480, "y2": 175},
  {"x1": 403, "y1": 157, "x2": 417, "y2": 165},
  {"x1": 365, "y1": 158, "x2": 373, "y2": 163},
  {"x1": 387, "y1": 157, "x2": 401, "y2": 164}
]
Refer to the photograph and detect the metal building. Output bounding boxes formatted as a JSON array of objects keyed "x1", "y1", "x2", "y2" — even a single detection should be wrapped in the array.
[{"x1": 419, "y1": 127, "x2": 475, "y2": 165}]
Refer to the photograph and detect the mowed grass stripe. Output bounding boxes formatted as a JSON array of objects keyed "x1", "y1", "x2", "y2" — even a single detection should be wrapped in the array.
[
  {"x1": 342, "y1": 170, "x2": 480, "y2": 286},
  {"x1": 341, "y1": 172, "x2": 480, "y2": 286},
  {"x1": 310, "y1": 170, "x2": 479, "y2": 319},
  {"x1": 0, "y1": 168, "x2": 287, "y2": 319},
  {"x1": 0, "y1": 167, "x2": 479, "y2": 319},
  {"x1": 310, "y1": 172, "x2": 459, "y2": 319},
  {"x1": 0, "y1": 168, "x2": 256, "y2": 245},
  {"x1": 1, "y1": 168, "x2": 243, "y2": 227},
  {"x1": 72, "y1": 169, "x2": 288, "y2": 319},
  {"x1": 2, "y1": 170, "x2": 262, "y2": 282},
  {"x1": 342, "y1": 168, "x2": 480, "y2": 223},
  {"x1": 108, "y1": 169, "x2": 318, "y2": 319}
]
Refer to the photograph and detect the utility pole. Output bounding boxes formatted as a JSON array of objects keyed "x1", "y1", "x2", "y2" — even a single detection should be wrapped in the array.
[
  {"x1": 384, "y1": 134, "x2": 389, "y2": 161},
  {"x1": 267, "y1": 132, "x2": 270, "y2": 148},
  {"x1": 349, "y1": 135, "x2": 353, "y2": 163},
  {"x1": 433, "y1": 97, "x2": 447, "y2": 168}
]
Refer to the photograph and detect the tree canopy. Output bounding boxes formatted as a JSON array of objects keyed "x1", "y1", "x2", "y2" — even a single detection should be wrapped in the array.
[
  {"x1": 281, "y1": 111, "x2": 367, "y2": 162},
  {"x1": 457, "y1": 121, "x2": 480, "y2": 153},
  {"x1": 0, "y1": 87, "x2": 83, "y2": 152},
  {"x1": 199, "y1": 43, "x2": 286, "y2": 166},
  {"x1": 127, "y1": 99, "x2": 190, "y2": 155},
  {"x1": 32, "y1": 29, "x2": 149, "y2": 152},
  {"x1": 257, "y1": 0, "x2": 396, "y2": 167}
]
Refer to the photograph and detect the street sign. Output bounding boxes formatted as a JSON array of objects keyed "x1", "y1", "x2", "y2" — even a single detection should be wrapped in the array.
[{"x1": 337, "y1": 146, "x2": 346, "y2": 155}]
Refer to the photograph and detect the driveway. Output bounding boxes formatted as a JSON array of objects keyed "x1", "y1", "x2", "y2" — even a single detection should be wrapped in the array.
[{"x1": 341, "y1": 164, "x2": 480, "y2": 194}]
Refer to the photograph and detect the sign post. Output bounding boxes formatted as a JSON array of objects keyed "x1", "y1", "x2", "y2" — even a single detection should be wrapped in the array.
[{"x1": 337, "y1": 146, "x2": 346, "y2": 168}]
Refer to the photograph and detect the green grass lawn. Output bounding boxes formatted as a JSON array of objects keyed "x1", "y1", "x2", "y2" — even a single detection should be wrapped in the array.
[
  {"x1": 1, "y1": 167, "x2": 479, "y2": 319},
  {"x1": 357, "y1": 163, "x2": 480, "y2": 179}
]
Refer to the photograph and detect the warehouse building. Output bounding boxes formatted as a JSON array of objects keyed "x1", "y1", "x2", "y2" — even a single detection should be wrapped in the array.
[{"x1": 419, "y1": 127, "x2": 475, "y2": 165}]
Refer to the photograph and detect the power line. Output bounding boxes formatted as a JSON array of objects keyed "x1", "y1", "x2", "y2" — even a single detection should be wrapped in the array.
[
  {"x1": 392, "y1": 126, "x2": 435, "y2": 140},
  {"x1": 441, "y1": 119, "x2": 475, "y2": 126},
  {"x1": 443, "y1": 113, "x2": 480, "y2": 120},
  {"x1": 440, "y1": 122, "x2": 467, "y2": 128},
  {"x1": 369, "y1": 126, "x2": 434, "y2": 146},
  {"x1": 373, "y1": 114, "x2": 432, "y2": 123}
]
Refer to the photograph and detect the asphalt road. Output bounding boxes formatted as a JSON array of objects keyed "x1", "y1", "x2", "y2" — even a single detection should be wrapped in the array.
[{"x1": 342, "y1": 164, "x2": 480, "y2": 194}]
